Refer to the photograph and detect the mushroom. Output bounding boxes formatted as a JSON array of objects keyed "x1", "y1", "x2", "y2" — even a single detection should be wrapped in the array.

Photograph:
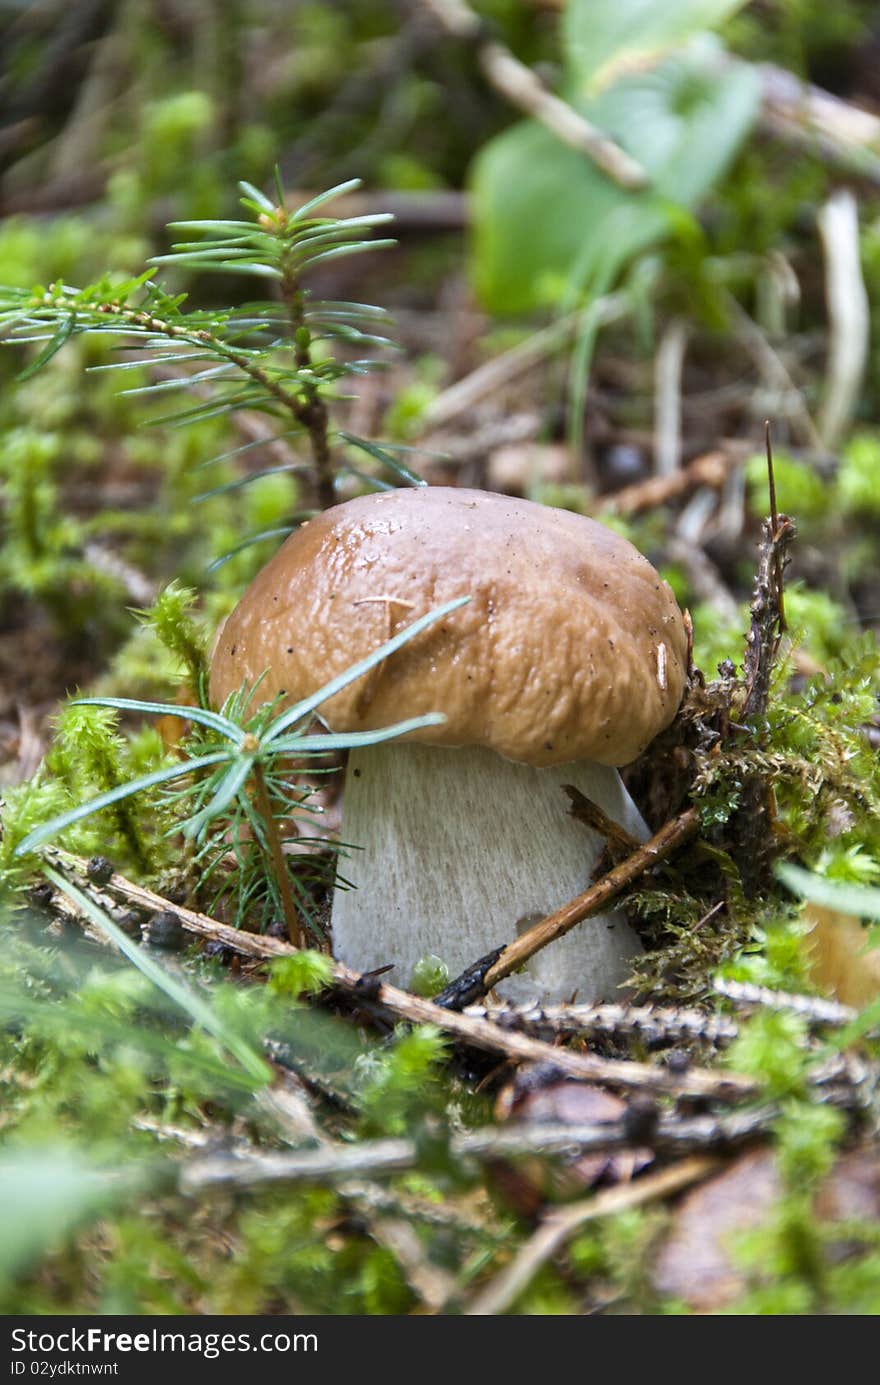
[{"x1": 209, "y1": 487, "x2": 687, "y2": 1003}]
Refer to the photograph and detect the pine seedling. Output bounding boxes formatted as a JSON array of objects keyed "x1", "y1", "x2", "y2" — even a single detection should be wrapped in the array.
[
  {"x1": 16, "y1": 598, "x2": 468, "y2": 945},
  {"x1": 0, "y1": 175, "x2": 421, "y2": 527}
]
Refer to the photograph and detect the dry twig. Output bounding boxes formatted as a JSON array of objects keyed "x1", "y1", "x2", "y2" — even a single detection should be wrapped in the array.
[
  {"x1": 180, "y1": 1111, "x2": 770, "y2": 1196},
  {"x1": 757, "y1": 62, "x2": 880, "y2": 185},
  {"x1": 478, "y1": 807, "x2": 701, "y2": 995},
  {"x1": 464, "y1": 1155, "x2": 720, "y2": 1316},
  {"x1": 44, "y1": 849, "x2": 756, "y2": 1103},
  {"x1": 597, "y1": 447, "x2": 746, "y2": 518},
  {"x1": 420, "y1": 0, "x2": 647, "y2": 190},
  {"x1": 817, "y1": 188, "x2": 869, "y2": 452}
]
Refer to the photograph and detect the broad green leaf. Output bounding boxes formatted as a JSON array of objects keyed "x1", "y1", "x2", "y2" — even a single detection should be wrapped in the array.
[
  {"x1": 564, "y1": 0, "x2": 749, "y2": 92},
  {"x1": 777, "y1": 861, "x2": 880, "y2": 922},
  {"x1": 0, "y1": 1148, "x2": 147, "y2": 1280},
  {"x1": 44, "y1": 867, "x2": 271, "y2": 1085},
  {"x1": 471, "y1": 39, "x2": 759, "y2": 314}
]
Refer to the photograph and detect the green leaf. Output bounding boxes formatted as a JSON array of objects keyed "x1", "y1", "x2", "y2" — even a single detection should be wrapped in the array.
[
  {"x1": 181, "y1": 754, "x2": 254, "y2": 841},
  {"x1": 269, "y1": 713, "x2": 446, "y2": 756},
  {"x1": 238, "y1": 179, "x2": 276, "y2": 212},
  {"x1": 206, "y1": 525, "x2": 298, "y2": 571},
  {"x1": 297, "y1": 239, "x2": 397, "y2": 270},
  {"x1": 14, "y1": 751, "x2": 231, "y2": 855},
  {"x1": 43, "y1": 867, "x2": 271, "y2": 1085},
  {"x1": 339, "y1": 432, "x2": 427, "y2": 486},
  {"x1": 337, "y1": 463, "x2": 397, "y2": 492},
  {"x1": 776, "y1": 862, "x2": 880, "y2": 922},
  {"x1": 0, "y1": 1148, "x2": 147, "y2": 1281},
  {"x1": 471, "y1": 39, "x2": 759, "y2": 314},
  {"x1": 16, "y1": 313, "x2": 77, "y2": 380},
  {"x1": 263, "y1": 597, "x2": 470, "y2": 741},
  {"x1": 564, "y1": 0, "x2": 749, "y2": 92},
  {"x1": 72, "y1": 696, "x2": 244, "y2": 743},
  {"x1": 194, "y1": 462, "x2": 310, "y2": 503},
  {"x1": 291, "y1": 179, "x2": 362, "y2": 219}
]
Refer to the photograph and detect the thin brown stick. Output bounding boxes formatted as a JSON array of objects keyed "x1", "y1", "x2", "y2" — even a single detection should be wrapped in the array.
[
  {"x1": 420, "y1": 0, "x2": 647, "y2": 190},
  {"x1": 598, "y1": 447, "x2": 745, "y2": 518},
  {"x1": 45, "y1": 849, "x2": 756, "y2": 1103},
  {"x1": 249, "y1": 756, "x2": 303, "y2": 947},
  {"x1": 563, "y1": 786, "x2": 642, "y2": 855},
  {"x1": 420, "y1": 296, "x2": 629, "y2": 433},
  {"x1": 465, "y1": 1155, "x2": 720, "y2": 1316},
  {"x1": 477, "y1": 41, "x2": 648, "y2": 189},
  {"x1": 481, "y1": 807, "x2": 700, "y2": 993},
  {"x1": 180, "y1": 1113, "x2": 765, "y2": 1196}
]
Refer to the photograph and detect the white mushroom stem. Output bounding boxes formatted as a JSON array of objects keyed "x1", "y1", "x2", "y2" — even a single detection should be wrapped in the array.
[{"x1": 331, "y1": 743, "x2": 647, "y2": 1005}]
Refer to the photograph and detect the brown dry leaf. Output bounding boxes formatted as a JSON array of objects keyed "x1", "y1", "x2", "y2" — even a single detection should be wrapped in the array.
[
  {"x1": 804, "y1": 903, "x2": 880, "y2": 1008},
  {"x1": 489, "y1": 1068, "x2": 653, "y2": 1216},
  {"x1": 652, "y1": 1145, "x2": 880, "y2": 1311}
]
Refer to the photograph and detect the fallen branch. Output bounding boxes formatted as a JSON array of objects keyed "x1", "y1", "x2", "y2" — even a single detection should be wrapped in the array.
[
  {"x1": 466, "y1": 998, "x2": 740, "y2": 1048},
  {"x1": 180, "y1": 1109, "x2": 771, "y2": 1195},
  {"x1": 598, "y1": 447, "x2": 746, "y2": 518},
  {"x1": 714, "y1": 977, "x2": 857, "y2": 1028},
  {"x1": 43, "y1": 849, "x2": 756, "y2": 1103},
  {"x1": 478, "y1": 807, "x2": 701, "y2": 995},
  {"x1": 464, "y1": 1155, "x2": 720, "y2": 1316}
]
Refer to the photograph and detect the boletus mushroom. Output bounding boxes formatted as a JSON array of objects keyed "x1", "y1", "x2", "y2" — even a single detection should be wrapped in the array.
[{"x1": 210, "y1": 487, "x2": 687, "y2": 1003}]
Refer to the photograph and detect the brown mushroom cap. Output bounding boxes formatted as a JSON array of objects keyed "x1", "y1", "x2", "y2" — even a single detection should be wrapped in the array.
[{"x1": 209, "y1": 487, "x2": 687, "y2": 767}]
